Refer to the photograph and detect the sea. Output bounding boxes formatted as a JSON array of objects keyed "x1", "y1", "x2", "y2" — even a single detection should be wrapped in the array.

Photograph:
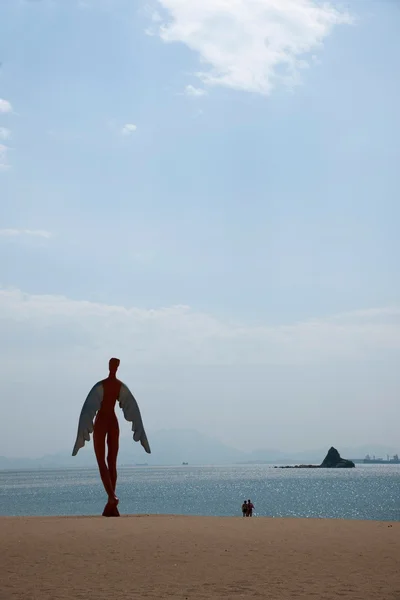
[{"x1": 0, "y1": 464, "x2": 399, "y2": 521}]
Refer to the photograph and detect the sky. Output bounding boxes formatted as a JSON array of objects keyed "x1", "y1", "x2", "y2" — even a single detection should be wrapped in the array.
[{"x1": 0, "y1": 0, "x2": 399, "y2": 459}]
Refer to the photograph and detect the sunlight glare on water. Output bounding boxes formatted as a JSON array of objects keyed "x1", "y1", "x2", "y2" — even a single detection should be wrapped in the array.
[{"x1": 0, "y1": 464, "x2": 399, "y2": 521}]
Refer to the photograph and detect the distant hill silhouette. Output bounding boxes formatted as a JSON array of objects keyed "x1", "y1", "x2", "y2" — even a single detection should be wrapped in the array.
[{"x1": 0, "y1": 430, "x2": 397, "y2": 470}]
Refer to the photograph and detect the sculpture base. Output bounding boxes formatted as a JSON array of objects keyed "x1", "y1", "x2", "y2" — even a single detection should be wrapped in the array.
[{"x1": 102, "y1": 501, "x2": 120, "y2": 517}]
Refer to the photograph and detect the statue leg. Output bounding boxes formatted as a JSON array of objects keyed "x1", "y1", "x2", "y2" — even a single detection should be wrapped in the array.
[
  {"x1": 93, "y1": 422, "x2": 119, "y2": 516},
  {"x1": 105, "y1": 423, "x2": 120, "y2": 517},
  {"x1": 107, "y1": 421, "x2": 119, "y2": 497}
]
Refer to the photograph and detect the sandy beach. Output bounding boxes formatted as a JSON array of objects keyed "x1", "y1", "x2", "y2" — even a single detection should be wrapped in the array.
[{"x1": 1, "y1": 515, "x2": 399, "y2": 600}]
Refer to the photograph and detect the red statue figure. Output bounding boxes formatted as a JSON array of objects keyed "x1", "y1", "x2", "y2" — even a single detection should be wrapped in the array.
[{"x1": 72, "y1": 358, "x2": 151, "y2": 517}]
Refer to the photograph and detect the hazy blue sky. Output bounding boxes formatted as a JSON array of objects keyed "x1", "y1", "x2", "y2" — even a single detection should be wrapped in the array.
[{"x1": 1, "y1": 0, "x2": 399, "y2": 458}]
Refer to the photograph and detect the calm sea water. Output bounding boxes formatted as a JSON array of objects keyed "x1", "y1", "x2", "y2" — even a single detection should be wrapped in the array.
[{"x1": 0, "y1": 464, "x2": 399, "y2": 521}]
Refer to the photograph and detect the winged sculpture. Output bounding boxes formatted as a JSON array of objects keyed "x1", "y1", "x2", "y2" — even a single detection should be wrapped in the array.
[{"x1": 72, "y1": 357, "x2": 151, "y2": 516}]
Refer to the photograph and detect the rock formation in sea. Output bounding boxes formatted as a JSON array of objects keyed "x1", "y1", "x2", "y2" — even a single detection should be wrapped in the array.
[
  {"x1": 276, "y1": 446, "x2": 355, "y2": 469},
  {"x1": 320, "y1": 446, "x2": 355, "y2": 469}
]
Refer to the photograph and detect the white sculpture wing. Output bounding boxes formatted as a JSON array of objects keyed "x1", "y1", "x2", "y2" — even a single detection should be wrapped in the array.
[
  {"x1": 119, "y1": 384, "x2": 151, "y2": 454},
  {"x1": 72, "y1": 382, "x2": 103, "y2": 456}
]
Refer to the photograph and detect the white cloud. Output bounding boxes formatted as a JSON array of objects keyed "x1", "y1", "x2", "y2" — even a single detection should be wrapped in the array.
[
  {"x1": 184, "y1": 84, "x2": 207, "y2": 97},
  {"x1": 0, "y1": 98, "x2": 12, "y2": 113},
  {"x1": 1, "y1": 287, "x2": 399, "y2": 368},
  {"x1": 152, "y1": 9, "x2": 162, "y2": 22},
  {"x1": 121, "y1": 123, "x2": 137, "y2": 135},
  {"x1": 0, "y1": 144, "x2": 9, "y2": 170},
  {"x1": 0, "y1": 229, "x2": 53, "y2": 239},
  {"x1": 0, "y1": 127, "x2": 11, "y2": 141},
  {"x1": 154, "y1": 0, "x2": 353, "y2": 95}
]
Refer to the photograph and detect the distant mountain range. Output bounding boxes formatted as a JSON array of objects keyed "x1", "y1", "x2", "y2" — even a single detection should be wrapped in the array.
[{"x1": 0, "y1": 429, "x2": 397, "y2": 470}]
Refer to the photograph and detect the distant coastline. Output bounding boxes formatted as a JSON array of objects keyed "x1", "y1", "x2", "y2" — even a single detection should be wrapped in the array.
[
  {"x1": 363, "y1": 454, "x2": 399, "y2": 464},
  {"x1": 1, "y1": 429, "x2": 398, "y2": 471}
]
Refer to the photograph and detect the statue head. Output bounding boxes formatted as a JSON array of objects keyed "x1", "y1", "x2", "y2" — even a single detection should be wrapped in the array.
[{"x1": 109, "y1": 357, "x2": 120, "y2": 375}]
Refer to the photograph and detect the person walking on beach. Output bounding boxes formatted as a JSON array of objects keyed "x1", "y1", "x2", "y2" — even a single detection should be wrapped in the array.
[
  {"x1": 247, "y1": 499, "x2": 254, "y2": 517},
  {"x1": 241, "y1": 500, "x2": 248, "y2": 517}
]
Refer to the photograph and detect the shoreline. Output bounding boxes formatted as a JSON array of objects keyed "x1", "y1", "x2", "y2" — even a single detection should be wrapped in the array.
[
  {"x1": 1, "y1": 515, "x2": 399, "y2": 599},
  {"x1": 0, "y1": 513, "x2": 399, "y2": 522},
  {"x1": 1, "y1": 512, "x2": 399, "y2": 522}
]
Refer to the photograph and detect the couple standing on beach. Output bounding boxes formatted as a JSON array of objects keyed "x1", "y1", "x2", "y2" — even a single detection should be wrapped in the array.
[{"x1": 242, "y1": 499, "x2": 255, "y2": 517}]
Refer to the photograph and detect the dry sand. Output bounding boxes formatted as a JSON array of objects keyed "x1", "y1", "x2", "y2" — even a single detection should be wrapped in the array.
[{"x1": 1, "y1": 515, "x2": 399, "y2": 600}]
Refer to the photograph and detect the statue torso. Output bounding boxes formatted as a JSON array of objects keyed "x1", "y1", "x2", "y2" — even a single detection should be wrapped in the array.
[{"x1": 96, "y1": 378, "x2": 122, "y2": 418}]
